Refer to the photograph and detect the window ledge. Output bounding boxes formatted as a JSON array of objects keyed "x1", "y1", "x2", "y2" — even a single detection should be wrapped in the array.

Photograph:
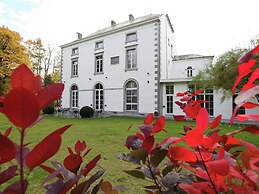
[
  {"x1": 125, "y1": 68, "x2": 138, "y2": 72},
  {"x1": 94, "y1": 72, "x2": 104, "y2": 75},
  {"x1": 71, "y1": 75, "x2": 79, "y2": 78}
]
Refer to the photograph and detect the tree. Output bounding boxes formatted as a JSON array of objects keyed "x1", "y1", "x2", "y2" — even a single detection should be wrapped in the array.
[{"x1": 0, "y1": 26, "x2": 30, "y2": 95}]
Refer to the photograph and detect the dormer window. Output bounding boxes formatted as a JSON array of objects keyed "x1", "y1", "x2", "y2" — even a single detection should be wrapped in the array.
[
  {"x1": 126, "y1": 32, "x2": 137, "y2": 43},
  {"x1": 95, "y1": 41, "x2": 104, "y2": 50},
  {"x1": 72, "y1": 47, "x2": 79, "y2": 56},
  {"x1": 187, "y1": 66, "x2": 193, "y2": 77}
]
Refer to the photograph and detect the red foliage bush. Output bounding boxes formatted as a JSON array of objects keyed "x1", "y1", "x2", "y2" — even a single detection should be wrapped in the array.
[{"x1": 119, "y1": 45, "x2": 259, "y2": 193}]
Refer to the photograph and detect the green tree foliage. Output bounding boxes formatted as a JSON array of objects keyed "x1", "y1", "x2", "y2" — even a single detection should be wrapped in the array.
[
  {"x1": 192, "y1": 49, "x2": 247, "y2": 101},
  {"x1": 0, "y1": 26, "x2": 30, "y2": 95}
]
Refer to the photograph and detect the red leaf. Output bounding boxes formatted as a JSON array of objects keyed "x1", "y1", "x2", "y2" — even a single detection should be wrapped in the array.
[
  {"x1": 176, "y1": 92, "x2": 185, "y2": 96},
  {"x1": 47, "y1": 125, "x2": 72, "y2": 138},
  {"x1": 144, "y1": 113, "x2": 154, "y2": 125},
  {"x1": 210, "y1": 114, "x2": 222, "y2": 129},
  {"x1": 237, "y1": 114, "x2": 259, "y2": 122},
  {"x1": 173, "y1": 115, "x2": 187, "y2": 122},
  {"x1": 75, "y1": 140, "x2": 86, "y2": 155},
  {"x1": 232, "y1": 59, "x2": 256, "y2": 92},
  {"x1": 243, "y1": 68, "x2": 259, "y2": 90},
  {"x1": 192, "y1": 89, "x2": 203, "y2": 96},
  {"x1": 4, "y1": 127, "x2": 12, "y2": 137},
  {"x1": 217, "y1": 146, "x2": 225, "y2": 160},
  {"x1": 185, "y1": 129, "x2": 203, "y2": 147},
  {"x1": 142, "y1": 136, "x2": 154, "y2": 151},
  {"x1": 127, "y1": 124, "x2": 133, "y2": 131},
  {"x1": 0, "y1": 165, "x2": 17, "y2": 185},
  {"x1": 63, "y1": 154, "x2": 83, "y2": 174},
  {"x1": 37, "y1": 83, "x2": 64, "y2": 109},
  {"x1": 11, "y1": 64, "x2": 35, "y2": 92},
  {"x1": 34, "y1": 75, "x2": 42, "y2": 93},
  {"x1": 242, "y1": 102, "x2": 259, "y2": 108},
  {"x1": 83, "y1": 154, "x2": 101, "y2": 176},
  {"x1": 39, "y1": 165, "x2": 63, "y2": 179},
  {"x1": 168, "y1": 146, "x2": 197, "y2": 163},
  {"x1": 206, "y1": 159, "x2": 230, "y2": 176},
  {"x1": 4, "y1": 88, "x2": 40, "y2": 129},
  {"x1": 242, "y1": 125, "x2": 259, "y2": 134},
  {"x1": 83, "y1": 148, "x2": 92, "y2": 158},
  {"x1": 184, "y1": 101, "x2": 201, "y2": 119},
  {"x1": 0, "y1": 135, "x2": 16, "y2": 164},
  {"x1": 196, "y1": 149, "x2": 213, "y2": 162},
  {"x1": 196, "y1": 108, "x2": 209, "y2": 131},
  {"x1": 26, "y1": 135, "x2": 62, "y2": 171},
  {"x1": 67, "y1": 147, "x2": 74, "y2": 155},
  {"x1": 152, "y1": 116, "x2": 166, "y2": 133}
]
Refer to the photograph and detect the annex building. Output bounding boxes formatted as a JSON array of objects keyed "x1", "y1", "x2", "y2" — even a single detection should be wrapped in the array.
[{"x1": 60, "y1": 13, "x2": 258, "y2": 120}]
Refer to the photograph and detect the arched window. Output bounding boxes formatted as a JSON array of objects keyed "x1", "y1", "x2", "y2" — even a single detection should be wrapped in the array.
[
  {"x1": 70, "y1": 85, "x2": 78, "y2": 108},
  {"x1": 125, "y1": 80, "x2": 138, "y2": 111},
  {"x1": 187, "y1": 66, "x2": 193, "y2": 77},
  {"x1": 94, "y1": 83, "x2": 104, "y2": 110}
]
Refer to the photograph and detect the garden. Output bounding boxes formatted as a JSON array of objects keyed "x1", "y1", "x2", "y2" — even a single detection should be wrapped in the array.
[{"x1": 0, "y1": 45, "x2": 258, "y2": 193}]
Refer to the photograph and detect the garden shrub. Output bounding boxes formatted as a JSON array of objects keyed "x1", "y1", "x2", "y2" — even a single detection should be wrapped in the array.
[
  {"x1": 42, "y1": 105, "x2": 54, "y2": 114},
  {"x1": 80, "y1": 106, "x2": 94, "y2": 118}
]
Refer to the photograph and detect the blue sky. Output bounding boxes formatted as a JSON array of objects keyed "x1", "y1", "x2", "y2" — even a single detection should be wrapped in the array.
[{"x1": 1, "y1": 0, "x2": 259, "y2": 57}]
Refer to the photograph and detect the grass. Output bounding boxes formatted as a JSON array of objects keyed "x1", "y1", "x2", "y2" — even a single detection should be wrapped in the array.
[{"x1": 0, "y1": 114, "x2": 258, "y2": 193}]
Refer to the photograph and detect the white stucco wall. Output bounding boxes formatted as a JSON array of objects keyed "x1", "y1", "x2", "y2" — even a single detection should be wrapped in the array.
[{"x1": 61, "y1": 21, "x2": 160, "y2": 114}]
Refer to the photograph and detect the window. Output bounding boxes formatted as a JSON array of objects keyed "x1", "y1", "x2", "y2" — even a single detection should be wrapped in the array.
[
  {"x1": 126, "y1": 48, "x2": 137, "y2": 69},
  {"x1": 197, "y1": 89, "x2": 214, "y2": 116},
  {"x1": 111, "y1": 56, "x2": 119, "y2": 65},
  {"x1": 233, "y1": 94, "x2": 245, "y2": 115},
  {"x1": 95, "y1": 41, "x2": 103, "y2": 50},
  {"x1": 72, "y1": 47, "x2": 79, "y2": 56},
  {"x1": 125, "y1": 80, "x2": 138, "y2": 111},
  {"x1": 126, "y1": 32, "x2": 137, "y2": 42},
  {"x1": 70, "y1": 85, "x2": 79, "y2": 108},
  {"x1": 187, "y1": 66, "x2": 193, "y2": 77},
  {"x1": 94, "y1": 83, "x2": 104, "y2": 110},
  {"x1": 166, "y1": 85, "x2": 174, "y2": 113},
  {"x1": 95, "y1": 54, "x2": 103, "y2": 74},
  {"x1": 71, "y1": 59, "x2": 78, "y2": 77}
]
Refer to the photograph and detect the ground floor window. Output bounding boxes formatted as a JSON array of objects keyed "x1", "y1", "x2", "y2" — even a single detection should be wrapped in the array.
[
  {"x1": 70, "y1": 85, "x2": 78, "y2": 108},
  {"x1": 125, "y1": 80, "x2": 138, "y2": 111},
  {"x1": 233, "y1": 94, "x2": 245, "y2": 115},
  {"x1": 197, "y1": 88, "x2": 214, "y2": 116},
  {"x1": 166, "y1": 84, "x2": 174, "y2": 113},
  {"x1": 94, "y1": 83, "x2": 104, "y2": 110}
]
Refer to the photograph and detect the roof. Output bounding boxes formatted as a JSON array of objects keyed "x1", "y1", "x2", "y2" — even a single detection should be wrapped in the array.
[
  {"x1": 61, "y1": 14, "x2": 164, "y2": 48},
  {"x1": 173, "y1": 54, "x2": 214, "y2": 61}
]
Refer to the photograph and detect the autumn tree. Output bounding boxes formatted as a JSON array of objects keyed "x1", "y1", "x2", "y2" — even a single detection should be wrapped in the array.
[{"x1": 0, "y1": 26, "x2": 30, "y2": 95}]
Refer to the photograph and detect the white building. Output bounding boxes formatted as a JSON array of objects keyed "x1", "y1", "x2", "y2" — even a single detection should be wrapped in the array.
[{"x1": 60, "y1": 14, "x2": 258, "y2": 120}]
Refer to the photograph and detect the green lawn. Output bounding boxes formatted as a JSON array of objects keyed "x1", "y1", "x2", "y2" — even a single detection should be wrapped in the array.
[{"x1": 0, "y1": 114, "x2": 258, "y2": 193}]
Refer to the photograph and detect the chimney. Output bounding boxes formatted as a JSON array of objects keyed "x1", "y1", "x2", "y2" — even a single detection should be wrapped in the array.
[
  {"x1": 129, "y1": 14, "x2": 134, "y2": 21},
  {"x1": 76, "y1": 32, "x2": 82, "y2": 40},
  {"x1": 111, "y1": 20, "x2": 116, "y2": 26}
]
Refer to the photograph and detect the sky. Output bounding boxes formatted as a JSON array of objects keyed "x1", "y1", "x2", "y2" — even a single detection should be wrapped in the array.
[{"x1": 1, "y1": 0, "x2": 259, "y2": 57}]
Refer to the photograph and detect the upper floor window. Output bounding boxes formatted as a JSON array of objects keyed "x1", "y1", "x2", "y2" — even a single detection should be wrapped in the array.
[
  {"x1": 126, "y1": 47, "x2": 137, "y2": 70},
  {"x1": 95, "y1": 41, "x2": 103, "y2": 50},
  {"x1": 72, "y1": 47, "x2": 79, "y2": 56},
  {"x1": 126, "y1": 32, "x2": 137, "y2": 43},
  {"x1": 187, "y1": 66, "x2": 193, "y2": 77},
  {"x1": 95, "y1": 54, "x2": 103, "y2": 74},
  {"x1": 111, "y1": 56, "x2": 119, "y2": 65},
  {"x1": 71, "y1": 59, "x2": 78, "y2": 77}
]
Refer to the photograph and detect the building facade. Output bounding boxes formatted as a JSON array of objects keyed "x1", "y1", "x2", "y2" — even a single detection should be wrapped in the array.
[{"x1": 61, "y1": 14, "x2": 258, "y2": 120}]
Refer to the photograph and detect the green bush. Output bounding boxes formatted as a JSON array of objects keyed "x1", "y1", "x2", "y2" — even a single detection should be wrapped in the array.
[
  {"x1": 43, "y1": 105, "x2": 55, "y2": 114},
  {"x1": 80, "y1": 106, "x2": 94, "y2": 118}
]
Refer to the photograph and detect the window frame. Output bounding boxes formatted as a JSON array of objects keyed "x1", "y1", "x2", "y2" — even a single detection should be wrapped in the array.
[
  {"x1": 71, "y1": 58, "x2": 78, "y2": 77},
  {"x1": 95, "y1": 41, "x2": 104, "y2": 50},
  {"x1": 125, "y1": 46, "x2": 137, "y2": 70},
  {"x1": 165, "y1": 84, "x2": 174, "y2": 114},
  {"x1": 94, "y1": 83, "x2": 104, "y2": 111},
  {"x1": 95, "y1": 54, "x2": 103, "y2": 74},
  {"x1": 187, "y1": 66, "x2": 193, "y2": 77},
  {"x1": 126, "y1": 32, "x2": 137, "y2": 43},
  {"x1": 71, "y1": 47, "x2": 79, "y2": 56},
  {"x1": 124, "y1": 80, "x2": 138, "y2": 112},
  {"x1": 70, "y1": 85, "x2": 79, "y2": 108},
  {"x1": 110, "y1": 56, "x2": 119, "y2": 65}
]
